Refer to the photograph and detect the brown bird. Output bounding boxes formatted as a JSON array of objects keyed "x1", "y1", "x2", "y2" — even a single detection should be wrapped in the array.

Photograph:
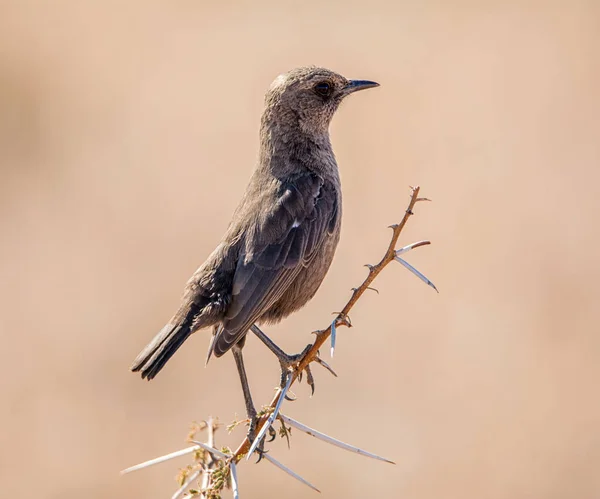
[{"x1": 131, "y1": 66, "x2": 378, "y2": 444}]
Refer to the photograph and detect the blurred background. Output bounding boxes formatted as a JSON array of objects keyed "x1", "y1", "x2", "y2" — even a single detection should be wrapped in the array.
[{"x1": 1, "y1": 1, "x2": 599, "y2": 498}]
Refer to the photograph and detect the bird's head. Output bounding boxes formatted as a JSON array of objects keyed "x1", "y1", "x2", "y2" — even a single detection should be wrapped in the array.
[{"x1": 263, "y1": 67, "x2": 379, "y2": 136}]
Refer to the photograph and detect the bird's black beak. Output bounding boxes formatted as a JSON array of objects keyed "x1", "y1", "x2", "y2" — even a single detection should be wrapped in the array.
[{"x1": 344, "y1": 79, "x2": 380, "y2": 95}]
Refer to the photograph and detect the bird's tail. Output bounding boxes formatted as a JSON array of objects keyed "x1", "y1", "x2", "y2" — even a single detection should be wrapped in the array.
[{"x1": 130, "y1": 305, "x2": 199, "y2": 380}]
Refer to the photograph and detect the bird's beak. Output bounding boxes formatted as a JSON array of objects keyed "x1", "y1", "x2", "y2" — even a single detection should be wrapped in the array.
[{"x1": 343, "y1": 79, "x2": 380, "y2": 95}]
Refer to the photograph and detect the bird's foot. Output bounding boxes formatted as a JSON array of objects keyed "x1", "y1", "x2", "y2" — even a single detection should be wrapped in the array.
[
  {"x1": 247, "y1": 414, "x2": 277, "y2": 463},
  {"x1": 276, "y1": 344, "x2": 316, "y2": 396},
  {"x1": 250, "y1": 325, "x2": 317, "y2": 396}
]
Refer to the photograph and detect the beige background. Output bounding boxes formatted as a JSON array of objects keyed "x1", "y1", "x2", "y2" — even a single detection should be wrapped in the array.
[{"x1": 1, "y1": 1, "x2": 599, "y2": 498}]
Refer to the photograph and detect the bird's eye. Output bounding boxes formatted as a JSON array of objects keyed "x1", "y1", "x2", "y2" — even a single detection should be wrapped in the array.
[{"x1": 314, "y1": 81, "x2": 333, "y2": 98}]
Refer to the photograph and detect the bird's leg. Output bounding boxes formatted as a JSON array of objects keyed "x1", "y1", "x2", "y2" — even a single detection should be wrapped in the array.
[
  {"x1": 232, "y1": 343, "x2": 257, "y2": 423},
  {"x1": 231, "y1": 342, "x2": 275, "y2": 461},
  {"x1": 251, "y1": 324, "x2": 314, "y2": 394}
]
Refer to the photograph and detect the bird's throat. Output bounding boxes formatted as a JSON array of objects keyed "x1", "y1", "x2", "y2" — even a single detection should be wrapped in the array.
[{"x1": 259, "y1": 125, "x2": 336, "y2": 178}]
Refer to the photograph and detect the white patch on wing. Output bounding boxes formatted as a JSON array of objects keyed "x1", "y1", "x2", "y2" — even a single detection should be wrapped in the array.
[{"x1": 292, "y1": 220, "x2": 300, "y2": 228}]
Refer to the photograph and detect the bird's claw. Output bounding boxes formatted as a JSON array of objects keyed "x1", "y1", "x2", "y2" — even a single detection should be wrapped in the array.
[
  {"x1": 254, "y1": 444, "x2": 269, "y2": 463},
  {"x1": 305, "y1": 364, "x2": 315, "y2": 396},
  {"x1": 267, "y1": 425, "x2": 277, "y2": 443},
  {"x1": 254, "y1": 417, "x2": 280, "y2": 459},
  {"x1": 248, "y1": 416, "x2": 270, "y2": 463},
  {"x1": 278, "y1": 344, "x2": 315, "y2": 394}
]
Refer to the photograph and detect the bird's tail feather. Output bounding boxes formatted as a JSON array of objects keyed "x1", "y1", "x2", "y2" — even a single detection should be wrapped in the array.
[{"x1": 130, "y1": 306, "x2": 198, "y2": 380}]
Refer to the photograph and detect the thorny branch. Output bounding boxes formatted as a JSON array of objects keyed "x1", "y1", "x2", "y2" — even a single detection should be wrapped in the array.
[
  {"x1": 122, "y1": 186, "x2": 436, "y2": 497},
  {"x1": 233, "y1": 185, "x2": 433, "y2": 460}
]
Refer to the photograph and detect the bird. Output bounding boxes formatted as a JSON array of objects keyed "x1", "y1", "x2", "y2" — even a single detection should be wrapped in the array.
[{"x1": 131, "y1": 66, "x2": 379, "y2": 446}]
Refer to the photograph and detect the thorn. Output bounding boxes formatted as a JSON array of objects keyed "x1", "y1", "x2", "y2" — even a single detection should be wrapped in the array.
[
  {"x1": 247, "y1": 372, "x2": 293, "y2": 459},
  {"x1": 314, "y1": 356, "x2": 338, "y2": 377},
  {"x1": 279, "y1": 414, "x2": 395, "y2": 465},
  {"x1": 416, "y1": 197, "x2": 431, "y2": 202},
  {"x1": 366, "y1": 286, "x2": 379, "y2": 294},
  {"x1": 395, "y1": 240, "x2": 431, "y2": 257},
  {"x1": 230, "y1": 462, "x2": 240, "y2": 499},
  {"x1": 188, "y1": 440, "x2": 230, "y2": 460},
  {"x1": 263, "y1": 454, "x2": 321, "y2": 493},
  {"x1": 284, "y1": 389, "x2": 297, "y2": 402},
  {"x1": 335, "y1": 313, "x2": 352, "y2": 328},
  {"x1": 364, "y1": 264, "x2": 375, "y2": 271},
  {"x1": 172, "y1": 469, "x2": 202, "y2": 499},
  {"x1": 388, "y1": 224, "x2": 399, "y2": 230},
  {"x1": 394, "y1": 256, "x2": 439, "y2": 293},
  {"x1": 121, "y1": 445, "x2": 201, "y2": 474},
  {"x1": 330, "y1": 320, "x2": 336, "y2": 358}
]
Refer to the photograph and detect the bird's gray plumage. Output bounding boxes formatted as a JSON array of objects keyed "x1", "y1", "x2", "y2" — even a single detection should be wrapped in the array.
[{"x1": 131, "y1": 67, "x2": 378, "y2": 380}]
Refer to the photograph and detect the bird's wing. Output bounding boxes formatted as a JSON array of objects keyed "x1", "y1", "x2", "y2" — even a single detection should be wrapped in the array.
[{"x1": 212, "y1": 172, "x2": 338, "y2": 357}]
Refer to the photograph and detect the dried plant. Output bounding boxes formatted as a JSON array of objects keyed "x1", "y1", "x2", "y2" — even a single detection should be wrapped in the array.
[{"x1": 122, "y1": 186, "x2": 436, "y2": 497}]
